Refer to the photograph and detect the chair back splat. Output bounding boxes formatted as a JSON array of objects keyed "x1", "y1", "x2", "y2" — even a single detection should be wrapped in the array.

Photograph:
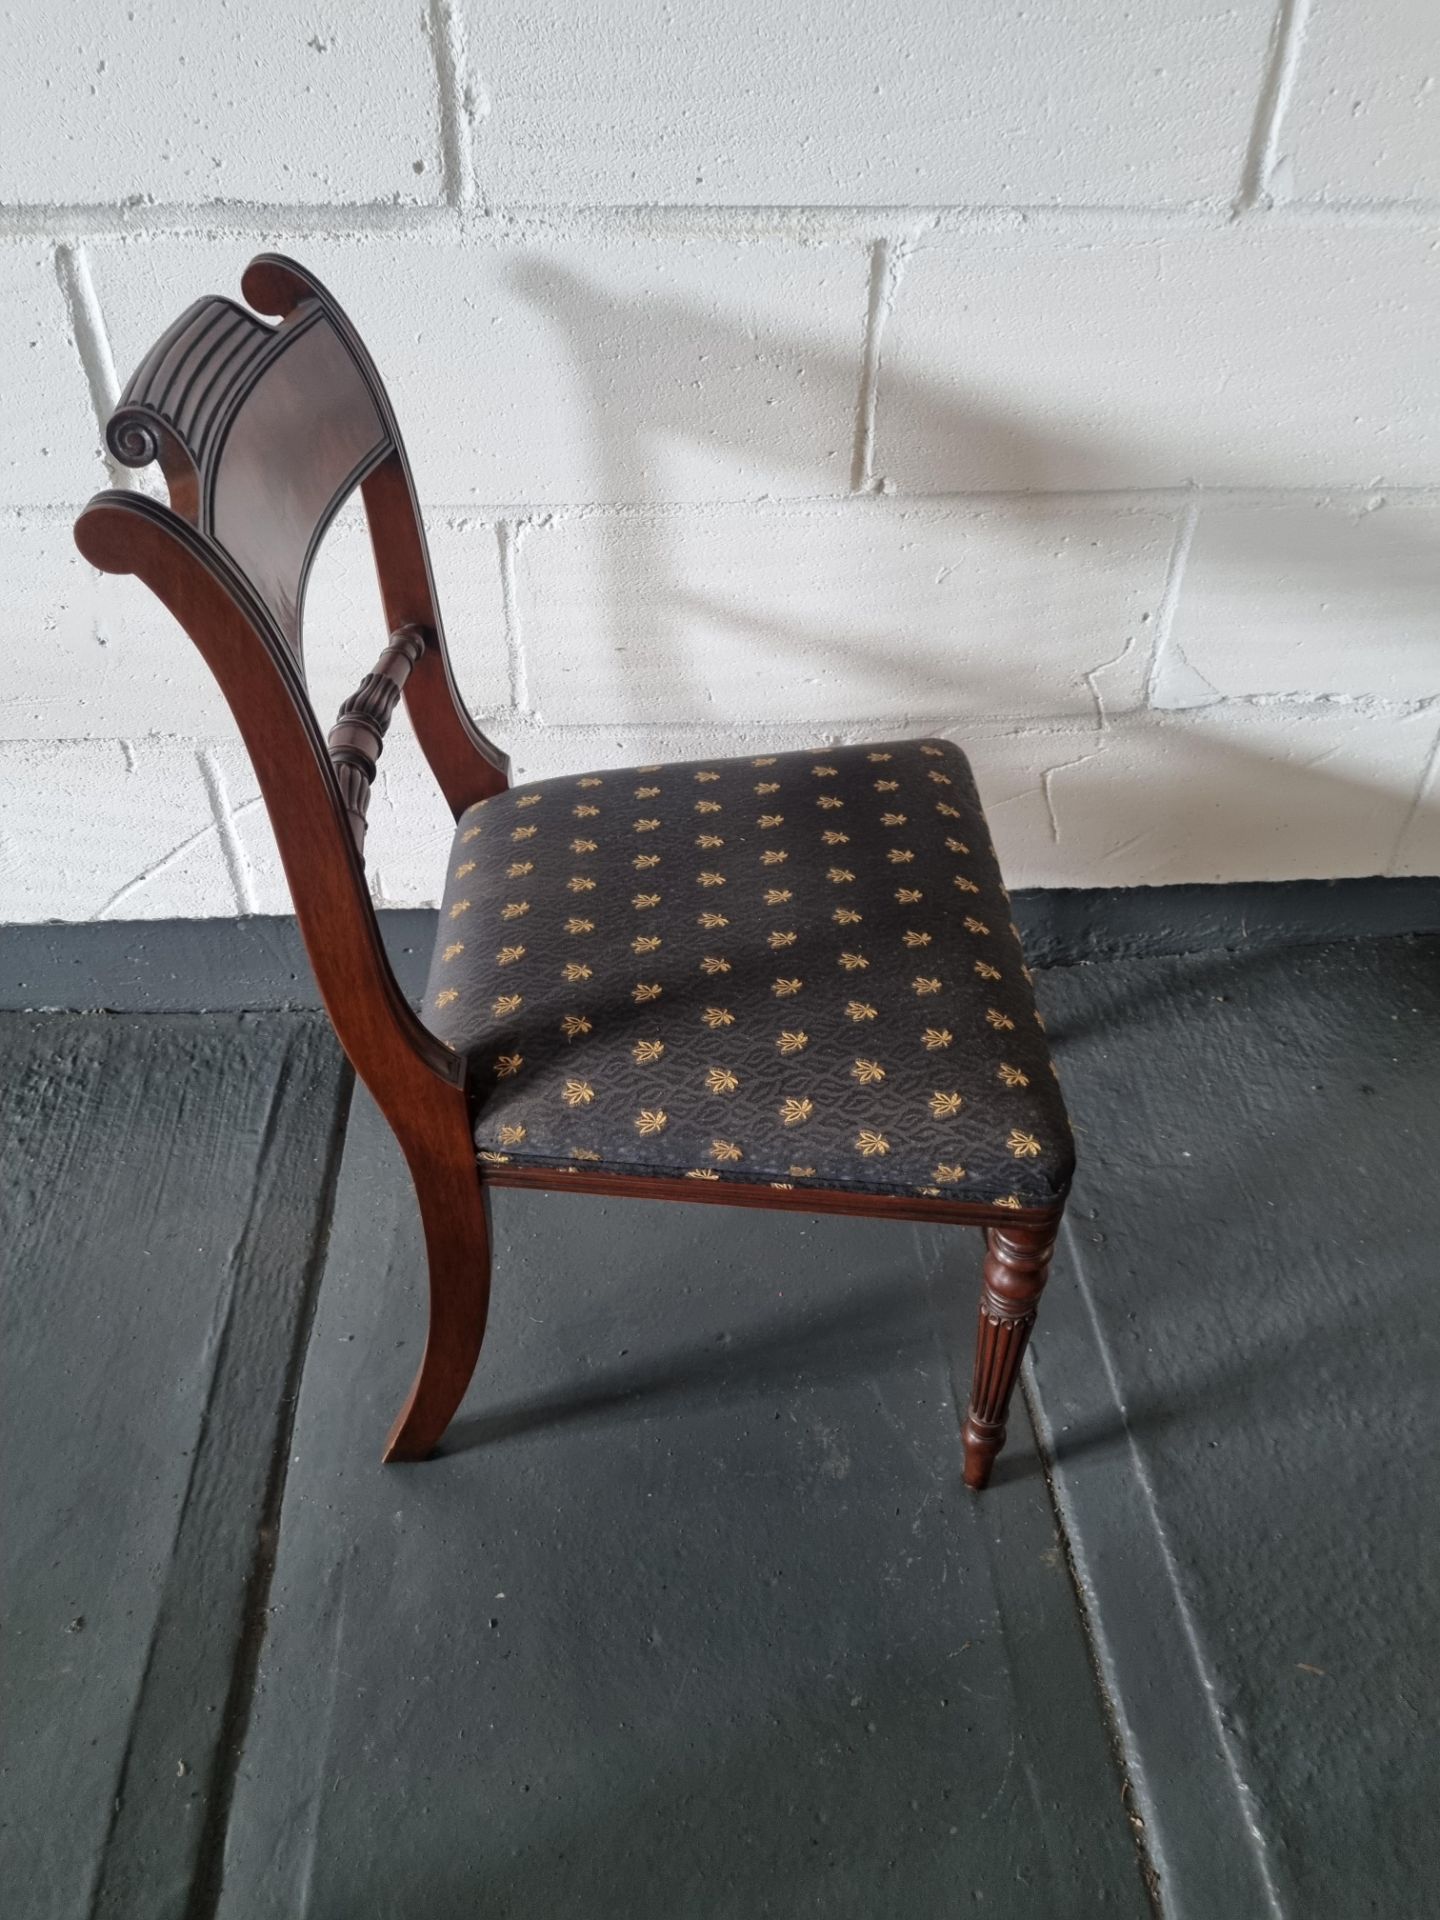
[{"x1": 74, "y1": 254, "x2": 508, "y2": 1108}]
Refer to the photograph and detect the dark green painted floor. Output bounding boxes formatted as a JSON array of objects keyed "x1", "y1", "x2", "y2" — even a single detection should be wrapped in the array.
[{"x1": 3, "y1": 932, "x2": 1437, "y2": 1918}]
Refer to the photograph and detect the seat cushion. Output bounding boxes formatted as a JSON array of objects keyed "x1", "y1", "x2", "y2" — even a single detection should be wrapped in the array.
[{"x1": 423, "y1": 738, "x2": 1073, "y2": 1207}]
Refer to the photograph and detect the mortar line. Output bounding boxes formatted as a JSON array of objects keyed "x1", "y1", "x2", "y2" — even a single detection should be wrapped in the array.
[
  {"x1": 427, "y1": 0, "x2": 481, "y2": 209},
  {"x1": 9, "y1": 194, "x2": 1440, "y2": 247},
  {"x1": 54, "y1": 241, "x2": 128, "y2": 486},
  {"x1": 1388, "y1": 714, "x2": 1440, "y2": 873},
  {"x1": 496, "y1": 520, "x2": 528, "y2": 714},
  {"x1": 15, "y1": 485, "x2": 1440, "y2": 533},
  {"x1": 1237, "y1": 0, "x2": 1314, "y2": 211},
  {"x1": 1144, "y1": 497, "x2": 1202, "y2": 709},
  {"x1": 851, "y1": 239, "x2": 892, "y2": 491},
  {"x1": 198, "y1": 749, "x2": 260, "y2": 914}
]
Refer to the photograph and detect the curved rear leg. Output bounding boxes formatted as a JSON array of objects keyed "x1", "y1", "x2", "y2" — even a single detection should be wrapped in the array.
[{"x1": 382, "y1": 1088, "x2": 492, "y2": 1463}]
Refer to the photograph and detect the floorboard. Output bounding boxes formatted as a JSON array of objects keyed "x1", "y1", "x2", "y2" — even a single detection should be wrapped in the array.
[
  {"x1": 211, "y1": 1096, "x2": 1148, "y2": 1920},
  {"x1": 1028, "y1": 934, "x2": 1440, "y2": 1919},
  {"x1": 0, "y1": 1013, "x2": 350, "y2": 1920}
]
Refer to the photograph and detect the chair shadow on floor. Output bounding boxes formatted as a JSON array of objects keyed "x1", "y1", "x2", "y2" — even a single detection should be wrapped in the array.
[{"x1": 442, "y1": 1265, "x2": 946, "y2": 1454}]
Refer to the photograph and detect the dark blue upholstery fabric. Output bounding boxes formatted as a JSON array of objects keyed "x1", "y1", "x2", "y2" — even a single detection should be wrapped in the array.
[{"x1": 424, "y1": 738, "x2": 1073, "y2": 1207}]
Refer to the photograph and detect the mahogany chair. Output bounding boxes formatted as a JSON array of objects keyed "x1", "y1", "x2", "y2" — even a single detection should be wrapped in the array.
[{"x1": 74, "y1": 255, "x2": 1074, "y2": 1489}]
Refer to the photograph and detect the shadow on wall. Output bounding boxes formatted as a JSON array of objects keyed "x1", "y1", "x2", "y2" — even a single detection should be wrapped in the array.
[{"x1": 493, "y1": 256, "x2": 1438, "y2": 885}]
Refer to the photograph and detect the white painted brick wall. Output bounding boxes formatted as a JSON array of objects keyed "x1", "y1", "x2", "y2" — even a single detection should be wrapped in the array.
[{"x1": 1, "y1": 0, "x2": 1437, "y2": 922}]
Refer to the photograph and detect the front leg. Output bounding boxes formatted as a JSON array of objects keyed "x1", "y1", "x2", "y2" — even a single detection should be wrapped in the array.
[{"x1": 962, "y1": 1222, "x2": 1058, "y2": 1490}]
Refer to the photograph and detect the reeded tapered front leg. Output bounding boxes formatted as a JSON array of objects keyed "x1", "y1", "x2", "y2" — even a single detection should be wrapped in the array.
[{"x1": 962, "y1": 1223, "x2": 1057, "y2": 1490}]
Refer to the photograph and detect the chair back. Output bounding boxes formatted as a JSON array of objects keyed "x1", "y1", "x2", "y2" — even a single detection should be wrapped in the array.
[{"x1": 75, "y1": 255, "x2": 507, "y2": 1096}]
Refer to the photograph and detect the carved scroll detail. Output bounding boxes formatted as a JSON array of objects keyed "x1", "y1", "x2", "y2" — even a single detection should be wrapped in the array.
[
  {"x1": 107, "y1": 297, "x2": 288, "y2": 521},
  {"x1": 328, "y1": 626, "x2": 427, "y2": 850}
]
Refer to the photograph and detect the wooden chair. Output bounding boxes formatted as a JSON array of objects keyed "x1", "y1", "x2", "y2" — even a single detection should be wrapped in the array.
[{"x1": 74, "y1": 255, "x2": 1074, "y2": 1489}]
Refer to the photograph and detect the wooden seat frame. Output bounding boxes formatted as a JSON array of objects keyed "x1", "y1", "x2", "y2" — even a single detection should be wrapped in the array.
[{"x1": 74, "y1": 254, "x2": 1064, "y2": 1489}]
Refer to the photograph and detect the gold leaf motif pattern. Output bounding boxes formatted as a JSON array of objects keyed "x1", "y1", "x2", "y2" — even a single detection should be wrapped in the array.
[{"x1": 426, "y1": 742, "x2": 1070, "y2": 1209}]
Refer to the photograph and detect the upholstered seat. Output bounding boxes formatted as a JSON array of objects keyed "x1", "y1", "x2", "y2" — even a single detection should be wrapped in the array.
[{"x1": 424, "y1": 737, "x2": 1073, "y2": 1207}]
